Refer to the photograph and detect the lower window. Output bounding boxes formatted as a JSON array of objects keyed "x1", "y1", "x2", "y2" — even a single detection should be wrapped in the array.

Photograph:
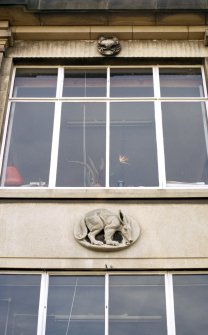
[{"x1": 0, "y1": 272, "x2": 208, "y2": 335}]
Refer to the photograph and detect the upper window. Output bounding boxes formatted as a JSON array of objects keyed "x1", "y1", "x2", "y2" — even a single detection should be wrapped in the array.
[{"x1": 1, "y1": 66, "x2": 207, "y2": 188}]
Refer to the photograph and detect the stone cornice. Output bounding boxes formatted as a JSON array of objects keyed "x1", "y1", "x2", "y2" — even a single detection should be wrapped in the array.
[
  {"x1": 0, "y1": 6, "x2": 208, "y2": 27},
  {"x1": 10, "y1": 25, "x2": 208, "y2": 41},
  {"x1": 1, "y1": 0, "x2": 208, "y2": 11},
  {"x1": 0, "y1": 21, "x2": 13, "y2": 53}
]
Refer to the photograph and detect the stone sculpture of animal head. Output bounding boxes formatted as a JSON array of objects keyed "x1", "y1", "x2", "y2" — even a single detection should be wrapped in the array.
[{"x1": 97, "y1": 36, "x2": 121, "y2": 56}]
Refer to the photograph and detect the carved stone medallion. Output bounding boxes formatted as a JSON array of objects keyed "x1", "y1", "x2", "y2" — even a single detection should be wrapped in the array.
[
  {"x1": 74, "y1": 208, "x2": 141, "y2": 251},
  {"x1": 97, "y1": 36, "x2": 121, "y2": 56}
]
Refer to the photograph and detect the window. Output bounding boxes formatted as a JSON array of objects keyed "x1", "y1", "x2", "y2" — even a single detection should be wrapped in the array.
[
  {"x1": 0, "y1": 274, "x2": 41, "y2": 335},
  {"x1": 1, "y1": 272, "x2": 208, "y2": 335},
  {"x1": 1, "y1": 66, "x2": 208, "y2": 188}
]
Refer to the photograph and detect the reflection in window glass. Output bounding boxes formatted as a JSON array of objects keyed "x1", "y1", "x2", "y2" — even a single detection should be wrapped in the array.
[
  {"x1": 110, "y1": 68, "x2": 154, "y2": 97},
  {"x1": 0, "y1": 275, "x2": 41, "y2": 335},
  {"x1": 162, "y1": 102, "x2": 208, "y2": 186},
  {"x1": 45, "y1": 276, "x2": 105, "y2": 335},
  {"x1": 56, "y1": 102, "x2": 106, "y2": 187},
  {"x1": 173, "y1": 275, "x2": 208, "y2": 335},
  {"x1": 12, "y1": 68, "x2": 58, "y2": 98},
  {"x1": 63, "y1": 69, "x2": 107, "y2": 97},
  {"x1": 1, "y1": 102, "x2": 55, "y2": 187},
  {"x1": 110, "y1": 102, "x2": 159, "y2": 187},
  {"x1": 109, "y1": 275, "x2": 167, "y2": 335},
  {"x1": 160, "y1": 68, "x2": 204, "y2": 97}
]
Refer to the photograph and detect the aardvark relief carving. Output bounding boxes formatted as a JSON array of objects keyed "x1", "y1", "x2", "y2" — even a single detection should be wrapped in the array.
[{"x1": 74, "y1": 208, "x2": 140, "y2": 250}]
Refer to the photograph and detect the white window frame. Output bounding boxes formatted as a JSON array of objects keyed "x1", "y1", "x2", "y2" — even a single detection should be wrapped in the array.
[
  {"x1": 1, "y1": 270, "x2": 208, "y2": 335},
  {"x1": 1, "y1": 65, "x2": 208, "y2": 190}
]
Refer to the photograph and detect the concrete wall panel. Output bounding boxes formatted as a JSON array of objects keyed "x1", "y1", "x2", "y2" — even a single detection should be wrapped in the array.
[{"x1": 0, "y1": 200, "x2": 208, "y2": 269}]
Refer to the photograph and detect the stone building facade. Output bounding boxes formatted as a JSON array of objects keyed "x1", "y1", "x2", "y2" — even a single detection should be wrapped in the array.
[{"x1": 0, "y1": 1, "x2": 208, "y2": 335}]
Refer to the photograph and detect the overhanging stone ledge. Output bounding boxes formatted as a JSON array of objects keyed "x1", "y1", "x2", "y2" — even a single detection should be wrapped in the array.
[{"x1": 0, "y1": 188, "x2": 208, "y2": 199}]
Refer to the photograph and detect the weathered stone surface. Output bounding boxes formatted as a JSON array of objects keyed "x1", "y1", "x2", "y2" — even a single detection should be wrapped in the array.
[
  {"x1": 0, "y1": 201, "x2": 208, "y2": 269},
  {"x1": 1, "y1": 0, "x2": 208, "y2": 10},
  {"x1": 7, "y1": 40, "x2": 208, "y2": 59}
]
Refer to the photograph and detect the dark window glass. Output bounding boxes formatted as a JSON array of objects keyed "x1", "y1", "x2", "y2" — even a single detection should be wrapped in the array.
[
  {"x1": 0, "y1": 275, "x2": 41, "y2": 335},
  {"x1": 46, "y1": 276, "x2": 105, "y2": 335},
  {"x1": 110, "y1": 68, "x2": 154, "y2": 97},
  {"x1": 56, "y1": 102, "x2": 106, "y2": 187},
  {"x1": 63, "y1": 69, "x2": 107, "y2": 97},
  {"x1": 160, "y1": 68, "x2": 204, "y2": 97},
  {"x1": 173, "y1": 275, "x2": 208, "y2": 335},
  {"x1": 13, "y1": 68, "x2": 58, "y2": 98},
  {"x1": 109, "y1": 275, "x2": 167, "y2": 335},
  {"x1": 1, "y1": 102, "x2": 55, "y2": 187},
  {"x1": 162, "y1": 102, "x2": 208, "y2": 186},
  {"x1": 110, "y1": 102, "x2": 159, "y2": 187}
]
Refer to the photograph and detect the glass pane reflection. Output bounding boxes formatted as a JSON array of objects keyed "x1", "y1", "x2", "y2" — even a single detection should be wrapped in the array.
[
  {"x1": 13, "y1": 68, "x2": 58, "y2": 98},
  {"x1": 109, "y1": 275, "x2": 167, "y2": 335},
  {"x1": 110, "y1": 102, "x2": 159, "y2": 187},
  {"x1": 56, "y1": 102, "x2": 106, "y2": 187},
  {"x1": 162, "y1": 102, "x2": 208, "y2": 186},
  {"x1": 160, "y1": 68, "x2": 204, "y2": 97},
  {"x1": 173, "y1": 275, "x2": 208, "y2": 335},
  {"x1": 45, "y1": 276, "x2": 105, "y2": 335},
  {"x1": 0, "y1": 275, "x2": 41, "y2": 335},
  {"x1": 1, "y1": 102, "x2": 55, "y2": 187},
  {"x1": 63, "y1": 69, "x2": 107, "y2": 97},
  {"x1": 110, "y1": 68, "x2": 154, "y2": 97}
]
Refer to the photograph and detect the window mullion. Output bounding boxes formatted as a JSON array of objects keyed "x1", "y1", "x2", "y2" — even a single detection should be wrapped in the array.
[
  {"x1": 153, "y1": 66, "x2": 166, "y2": 188},
  {"x1": 0, "y1": 101, "x2": 13, "y2": 186},
  {"x1": 106, "y1": 67, "x2": 110, "y2": 187},
  {"x1": 48, "y1": 101, "x2": 62, "y2": 187},
  {"x1": 105, "y1": 274, "x2": 109, "y2": 335},
  {"x1": 165, "y1": 273, "x2": 176, "y2": 335},
  {"x1": 106, "y1": 101, "x2": 110, "y2": 187},
  {"x1": 155, "y1": 101, "x2": 166, "y2": 188},
  {"x1": 37, "y1": 273, "x2": 49, "y2": 335}
]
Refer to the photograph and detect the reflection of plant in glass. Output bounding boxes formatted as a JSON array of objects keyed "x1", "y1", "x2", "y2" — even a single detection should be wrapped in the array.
[
  {"x1": 68, "y1": 157, "x2": 104, "y2": 186},
  {"x1": 111, "y1": 154, "x2": 130, "y2": 186},
  {"x1": 118, "y1": 154, "x2": 129, "y2": 164}
]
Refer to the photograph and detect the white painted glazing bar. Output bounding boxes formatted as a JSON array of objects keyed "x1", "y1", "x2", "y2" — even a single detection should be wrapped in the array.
[
  {"x1": 107, "y1": 67, "x2": 110, "y2": 99},
  {"x1": 9, "y1": 67, "x2": 16, "y2": 99},
  {"x1": 0, "y1": 102, "x2": 16, "y2": 186},
  {"x1": 48, "y1": 100, "x2": 62, "y2": 187},
  {"x1": 153, "y1": 67, "x2": 166, "y2": 188},
  {"x1": 153, "y1": 66, "x2": 161, "y2": 99},
  {"x1": 105, "y1": 67, "x2": 110, "y2": 187},
  {"x1": 106, "y1": 101, "x2": 110, "y2": 187},
  {"x1": 165, "y1": 274, "x2": 176, "y2": 335},
  {"x1": 105, "y1": 274, "x2": 109, "y2": 335},
  {"x1": 155, "y1": 101, "x2": 166, "y2": 188},
  {"x1": 56, "y1": 67, "x2": 64, "y2": 98},
  {"x1": 37, "y1": 273, "x2": 49, "y2": 335}
]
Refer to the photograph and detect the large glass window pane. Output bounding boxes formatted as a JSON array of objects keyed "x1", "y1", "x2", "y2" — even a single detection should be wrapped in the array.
[
  {"x1": 0, "y1": 274, "x2": 41, "y2": 335},
  {"x1": 173, "y1": 275, "x2": 208, "y2": 335},
  {"x1": 162, "y1": 102, "x2": 208, "y2": 186},
  {"x1": 56, "y1": 102, "x2": 106, "y2": 187},
  {"x1": 46, "y1": 276, "x2": 105, "y2": 335},
  {"x1": 109, "y1": 275, "x2": 167, "y2": 335},
  {"x1": 63, "y1": 69, "x2": 107, "y2": 97},
  {"x1": 160, "y1": 68, "x2": 204, "y2": 97},
  {"x1": 110, "y1": 68, "x2": 154, "y2": 97},
  {"x1": 1, "y1": 102, "x2": 55, "y2": 187},
  {"x1": 110, "y1": 102, "x2": 158, "y2": 187},
  {"x1": 12, "y1": 68, "x2": 58, "y2": 98}
]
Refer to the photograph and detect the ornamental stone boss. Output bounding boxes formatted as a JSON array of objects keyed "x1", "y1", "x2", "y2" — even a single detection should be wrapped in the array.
[
  {"x1": 97, "y1": 36, "x2": 121, "y2": 56},
  {"x1": 74, "y1": 208, "x2": 140, "y2": 250}
]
